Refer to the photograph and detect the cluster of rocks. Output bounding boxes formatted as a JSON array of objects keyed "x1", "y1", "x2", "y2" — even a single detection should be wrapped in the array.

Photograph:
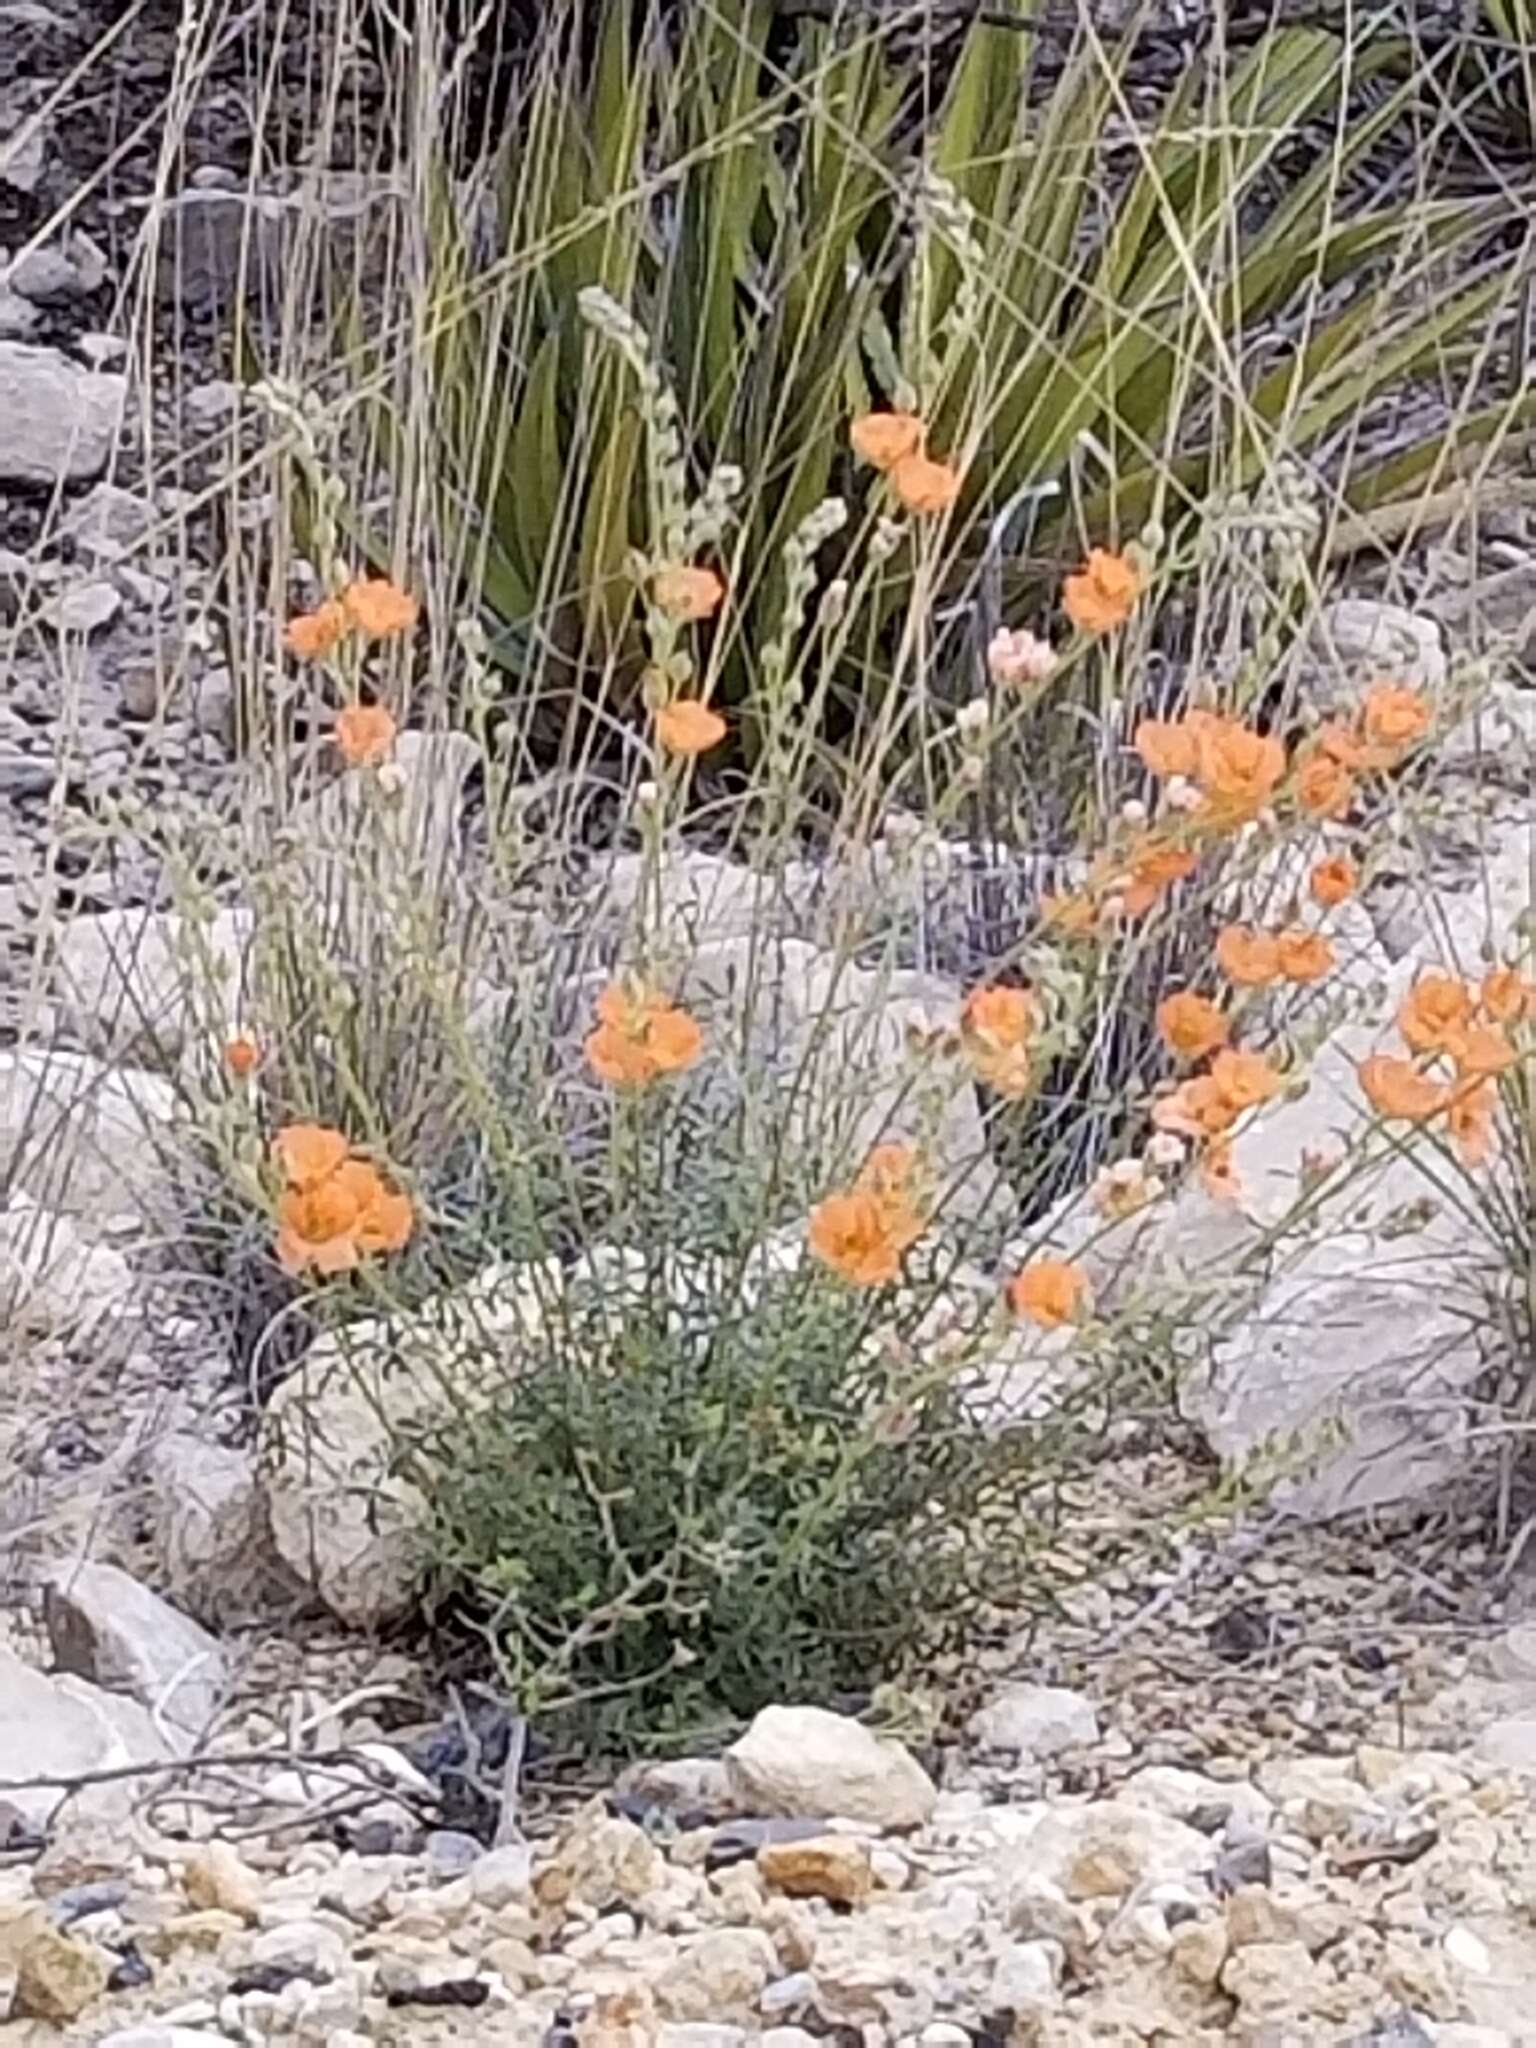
[{"x1": 5, "y1": 1672, "x2": 1536, "y2": 2045}]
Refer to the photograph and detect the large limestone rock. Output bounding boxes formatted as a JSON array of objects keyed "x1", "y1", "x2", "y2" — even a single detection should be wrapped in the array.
[
  {"x1": 725, "y1": 1705, "x2": 936, "y2": 1832},
  {"x1": 43, "y1": 1560, "x2": 227, "y2": 1738},
  {"x1": 146, "y1": 1434, "x2": 299, "y2": 1627},
  {"x1": 261, "y1": 1260, "x2": 551, "y2": 1627},
  {"x1": 0, "y1": 1646, "x2": 176, "y2": 1830},
  {"x1": 0, "y1": 340, "x2": 124, "y2": 486},
  {"x1": 0, "y1": 1050, "x2": 178, "y2": 1228},
  {"x1": 0, "y1": 1198, "x2": 135, "y2": 1337},
  {"x1": 1303, "y1": 598, "x2": 1447, "y2": 716},
  {"x1": 48, "y1": 904, "x2": 252, "y2": 1059}
]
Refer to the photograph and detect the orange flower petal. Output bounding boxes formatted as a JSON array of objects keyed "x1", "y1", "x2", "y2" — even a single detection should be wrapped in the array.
[
  {"x1": 1359, "y1": 682, "x2": 1431, "y2": 756},
  {"x1": 1157, "y1": 990, "x2": 1229, "y2": 1061},
  {"x1": 1398, "y1": 973, "x2": 1474, "y2": 1056},
  {"x1": 335, "y1": 701, "x2": 398, "y2": 767},
  {"x1": 1063, "y1": 548, "x2": 1142, "y2": 636},
  {"x1": 1134, "y1": 719, "x2": 1199, "y2": 779},
  {"x1": 889, "y1": 452, "x2": 962, "y2": 515},
  {"x1": 655, "y1": 700, "x2": 727, "y2": 756},
  {"x1": 850, "y1": 411, "x2": 924, "y2": 471},
  {"x1": 273, "y1": 1123, "x2": 350, "y2": 1189},
  {"x1": 1276, "y1": 928, "x2": 1334, "y2": 985},
  {"x1": 1447, "y1": 1022, "x2": 1516, "y2": 1079},
  {"x1": 1208, "y1": 1047, "x2": 1282, "y2": 1114},
  {"x1": 1294, "y1": 749, "x2": 1357, "y2": 820},
  {"x1": 224, "y1": 1034, "x2": 261, "y2": 1078},
  {"x1": 652, "y1": 566, "x2": 725, "y2": 621},
  {"x1": 809, "y1": 1189, "x2": 906, "y2": 1287},
  {"x1": 1308, "y1": 856, "x2": 1358, "y2": 908},
  {"x1": 961, "y1": 985, "x2": 1038, "y2": 1048},
  {"x1": 1007, "y1": 1258, "x2": 1092, "y2": 1330},
  {"x1": 1481, "y1": 966, "x2": 1534, "y2": 1024},
  {"x1": 342, "y1": 577, "x2": 419, "y2": 640},
  {"x1": 284, "y1": 599, "x2": 349, "y2": 661},
  {"x1": 1359, "y1": 1054, "x2": 1447, "y2": 1122},
  {"x1": 1215, "y1": 926, "x2": 1281, "y2": 988}
]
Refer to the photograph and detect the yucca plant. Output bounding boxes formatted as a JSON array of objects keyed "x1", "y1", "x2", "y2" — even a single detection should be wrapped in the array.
[{"x1": 347, "y1": 0, "x2": 1532, "y2": 757}]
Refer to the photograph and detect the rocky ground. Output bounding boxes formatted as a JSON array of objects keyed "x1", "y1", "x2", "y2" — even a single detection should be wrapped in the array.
[{"x1": 8, "y1": 3, "x2": 1536, "y2": 2046}]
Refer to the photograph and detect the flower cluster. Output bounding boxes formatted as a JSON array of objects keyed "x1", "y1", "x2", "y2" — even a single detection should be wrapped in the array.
[
  {"x1": 850, "y1": 412, "x2": 962, "y2": 516},
  {"x1": 809, "y1": 1142, "x2": 930, "y2": 1286},
  {"x1": 584, "y1": 979, "x2": 704, "y2": 1088},
  {"x1": 1360, "y1": 966, "x2": 1532, "y2": 1165},
  {"x1": 272, "y1": 1122, "x2": 413, "y2": 1277},
  {"x1": 285, "y1": 576, "x2": 419, "y2": 660},
  {"x1": 959, "y1": 984, "x2": 1038, "y2": 1099},
  {"x1": 1151, "y1": 988, "x2": 1284, "y2": 1203}
]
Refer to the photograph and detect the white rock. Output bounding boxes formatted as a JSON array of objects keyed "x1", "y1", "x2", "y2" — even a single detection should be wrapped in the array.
[
  {"x1": 95, "y1": 2033, "x2": 233, "y2": 2047},
  {"x1": 1256, "y1": 1756, "x2": 1379, "y2": 1840},
  {"x1": 261, "y1": 1261, "x2": 550, "y2": 1627},
  {"x1": 987, "y1": 1939, "x2": 1060, "y2": 2016},
  {"x1": 654, "y1": 1927, "x2": 777, "y2": 2024},
  {"x1": 968, "y1": 1684, "x2": 1098, "y2": 1759},
  {"x1": 0, "y1": 1050, "x2": 178, "y2": 1228},
  {"x1": 1444, "y1": 1924, "x2": 1492, "y2": 1975},
  {"x1": 43, "y1": 1560, "x2": 225, "y2": 1737},
  {"x1": 0, "y1": 1646, "x2": 174, "y2": 1830},
  {"x1": 0, "y1": 340, "x2": 124, "y2": 485},
  {"x1": 146, "y1": 1435, "x2": 297, "y2": 1627},
  {"x1": 40, "y1": 579, "x2": 122, "y2": 636},
  {"x1": 0, "y1": 1198, "x2": 135, "y2": 1336},
  {"x1": 657, "y1": 2028, "x2": 747, "y2": 2048},
  {"x1": 1120, "y1": 1765, "x2": 1272, "y2": 1832},
  {"x1": 1013, "y1": 1798, "x2": 1214, "y2": 1899},
  {"x1": 1474, "y1": 1718, "x2": 1536, "y2": 1772},
  {"x1": 58, "y1": 481, "x2": 156, "y2": 558},
  {"x1": 726, "y1": 1705, "x2": 937, "y2": 1832},
  {"x1": 470, "y1": 1842, "x2": 533, "y2": 1909},
  {"x1": 49, "y1": 904, "x2": 252, "y2": 1058},
  {"x1": 1305, "y1": 598, "x2": 1447, "y2": 714}
]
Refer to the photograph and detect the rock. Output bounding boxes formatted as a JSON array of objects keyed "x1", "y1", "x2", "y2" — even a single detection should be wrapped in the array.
[
  {"x1": 1170, "y1": 1914, "x2": 1229, "y2": 1988},
  {"x1": 59, "y1": 481, "x2": 157, "y2": 560},
  {"x1": 726, "y1": 1706, "x2": 936, "y2": 1833},
  {"x1": 40, "y1": 578, "x2": 123, "y2": 637},
  {"x1": 153, "y1": 175, "x2": 403, "y2": 314},
  {"x1": 1305, "y1": 598, "x2": 1448, "y2": 714},
  {"x1": 7, "y1": 229, "x2": 107, "y2": 303},
  {"x1": 1439, "y1": 680, "x2": 1536, "y2": 774},
  {"x1": 657, "y1": 2029, "x2": 748, "y2": 2048},
  {"x1": 0, "y1": 280, "x2": 39, "y2": 335},
  {"x1": 0, "y1": 1050, "x2": 178, "y2": 1229},
  {"x1": 1474, "y1": 1717, "x2": 1536, "y2": 1772},
  {"x1": 49, "y1": 904, "x2": 252, "y2": 1059},
  {"x1": 94, "y1": 2032, "x2": 232, "y2": 2047},
  {"x1": 986, "y1": 1939, "x2": 1060, "y2": 2024},
  {"x1": 1120, "y1": 1764, "x2": 1272, "y2": 1833},
  {"x1": 0, "y1": 1198, "x2": 135, "y2": 1336},
  {"x1": 0, "y1": 341, "x2": 125, "y2": 486},
  {"x1": 181, "y1": 1841, "x2": 262, "y2": 1921},
  {"x1": 1221, "y1": 1935, "x2": 1325, "y2": 2020},
  {"x1": 967, "y1": 1684, "x2": 1099, "y2": 1759},
  {"x1": 0, "y1": 1648, "x2": 176, "y2": 1831},
  {"x1": 653, "y1": 1928, "x2": 777, "y2": 2024},
  {"x1": 613, "y1": 1756, "x2": 736, "y2": 1820},
  {"x1": 425, "y1": 1828, "x2": 482, "y2": 1880},
  {"x1": 261, "y1": 1260, "x2": 547, "y2": 1627},
  {"x1": 1019, "y1": 1798, "x2": 1215, "y2": 1899},
  {"x1": 248, "y1": 1917, "x2": 349, "y2": 1976},
  {"x1": 146, "y1": 1434, "x2": 298, "y2": 1627},
  {"x1": 44, "y1": 1560, "x2": 225, "y2": 1736},
  {"x1": 0, "y1": 1902, "x2": 111, "y2": 2021},
  {"x1": 533, "y1": 1806, "x2": 667, "y2": 1913},
  {"x1": 757, "y1": 1836, "x2": 873, "y2": 1907},
  {"x1": 1257, "y1": 1756, "x2": 1379, "y2": 1841},
  {"x1": 0, "y1": 745, "x2": 52, "y2": 795},
  {"x1": 469, "y1": 1841, "x2": 533, "y2": 1909}
]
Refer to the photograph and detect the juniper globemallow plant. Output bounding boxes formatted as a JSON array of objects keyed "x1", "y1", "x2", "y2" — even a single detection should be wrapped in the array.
[
  {"x1": 585, "y1": 982, "x2": 703, "y2": 1089},
  {"x1": 335, "y1": 702, "x2": 398, "y2": 767},
  {"x1": 1008, "y1": 1258, "x2": 1092, "y2": 1329},
  {"x1": 270, "y1": 1122, "x2": 413, "y2": 1277},
  {"x1": 655, "y1": 700, "x2": 727, "y2": 756},
  {"x1": 1063, "y1": 548, "x2": 1142, "y2": 635}
]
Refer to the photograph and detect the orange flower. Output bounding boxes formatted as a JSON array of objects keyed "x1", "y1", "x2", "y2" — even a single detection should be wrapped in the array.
[
  {"x1": 1294, "y1": 749, "x2": 1356, "y2": 820},
  {"x1": 1063, "y1": 548, "x2": 1142, "y2": 636},
  {"x1": 1309, "y1": 855, "x2": 1358, "y2": 908},
  {"x1": 1134, "y1": 719, "x2": 1198, "y2": 779},
  {"x1": 224, "y1": 1034, "x2": 260, "y2": 1078},
  {"x1": 1192, "y1": 721, "x2": 1286, "y2": 827},
  {"x1": 890, "y1": 452, "x2": 962, "y2": 515},
  {"x1": 285, "y1": 599, "x2": 349, "y2": 661},
  {"x1": 961, "y1": 984, "x2": 1038, "y2": 1098},
  {"x1": 342, "y1": 577, "x2": 419, "y2": 640},
  {"x1": 1208, "y1": 1047, "x2": 1282, "y2": 1115},
  {"x1": 655, "y1": 700, "x2": 727, "y2": 756},
  {"x1": 1121, "y1": 841, "x2": 1198, "y2": 918},
  {"x1": 273, "y1": 1156, "x2": 413, "y2": 1277},
  {"x1": 1446, "y1": 1080, "x2": 1496, "y2": 1167},
  {"x1": 275, "y1": 1177, "x2": 369, "y2": 1277},
  {"x1": 585, "y1": 982, "x2": 703, "y2": 1089},
  {"x1": 329, "y1": 1157, "x2": 414, "y2": 1255},
  {"x1": 1448, "y1": 1022, "x2": 1516, "y2": 1079},
  {"x1": 1008, "y1": 1258, "x2": 1092, "y2": 1330},
  {"x1": 855, "y1": 1143, "x2": 928, "y2": 1252},
  {"x1": 653, "y1": 565, "x2": 725, "y2": 621},
  {"x1": 850, "y1": 411, "x2": 924, "y2": 471},
  {"x1": 1152, "y1": 1075, "x2": 1235, "y2": 1140},
  {"x1": 1360, "y1": 683, "x2": 1430, "y2": 757},
  {"x1": 1215, "y1": 925, "x2": 1281, "y2": 988},
  {"x1": 1276, "y1": 929, "x2": 1334, "y2": 984},
  {"x1": 335, "y1": 701, "x2": 398, "y2": 767},
  {"x1": 1359, "y1": 1054, "x2": 1447, "y2": 1122},
  {"x1": 809, "y1": 1190, "x2": 906, "y2": 1287},
  {"x1": 1157, "y1": 990, "x2": 1229, "y2": 1061},
  {"x1": 1398, "y1": 973, "x2": 1473, "y2": 1056},
  {"x1": 1199, "y1": 1140, "x2": 1243, "y2": 1204},
  {"x1": 274, "y1": 1122, "x2": 350, "y2": 1189},
  {"x1": 1481, "y1": 966, "x2": 1534, "y2": 1024}
]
